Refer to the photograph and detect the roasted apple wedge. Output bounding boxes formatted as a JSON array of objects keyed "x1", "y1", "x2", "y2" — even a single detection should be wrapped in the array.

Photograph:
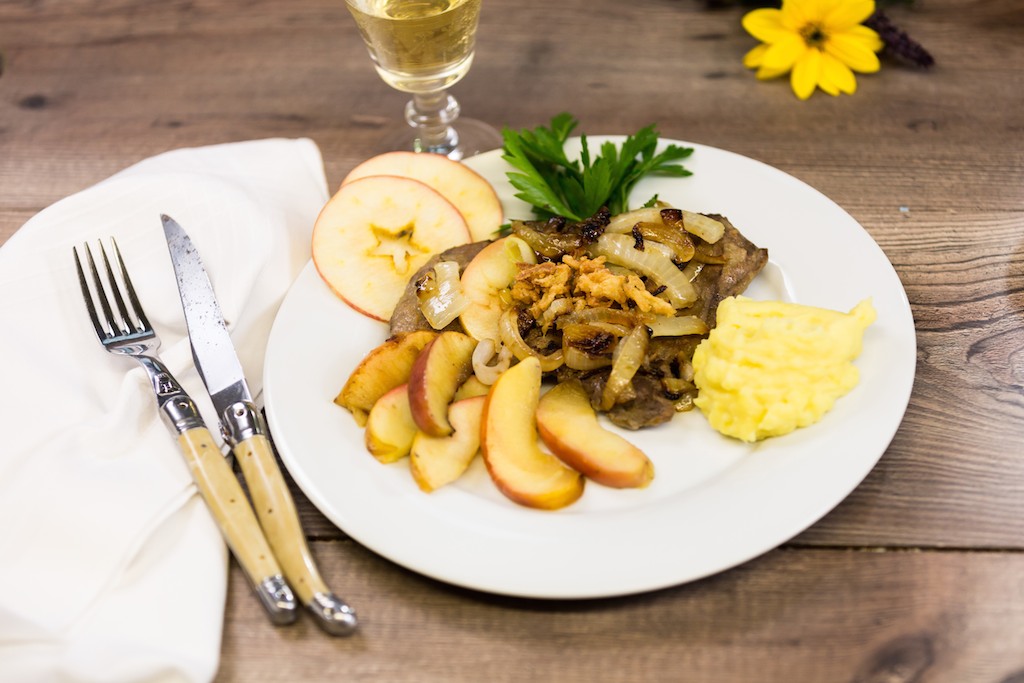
[
  {"x1": 408, "y1": 331, "x2": 478, "y2": 437},
  {"x1": 536, "y1": 380, "x2": 654, "y2": 489},
  {"x1": 481, "y1": 357, "x2": 585, "y2": 510},
  {"x1": 409, "y1": 396, "x2": 485, "y2": 492},
  {"x1": 364, "y1": 383, "x2": 417, "y2": 464},
  {"x1": 334, "y1": 330, "x2": 436, "y2": 426}
]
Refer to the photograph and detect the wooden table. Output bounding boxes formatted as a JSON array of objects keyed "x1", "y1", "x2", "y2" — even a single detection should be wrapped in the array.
[{"x1": 3, "y1": 0, "x2": 1023, "y2": 680}]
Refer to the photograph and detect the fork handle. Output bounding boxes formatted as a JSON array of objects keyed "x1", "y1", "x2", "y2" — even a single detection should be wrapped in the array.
[
  {"x1": 175, "y1": 426, "x2": 298, "y2": 625},
  {"x1": 232, "y1": 431, "x2": 358, "y2": 636}
]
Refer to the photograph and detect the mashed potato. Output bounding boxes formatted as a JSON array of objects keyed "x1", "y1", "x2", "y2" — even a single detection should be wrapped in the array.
[{"x1": 692, "y1": 296, "x2": 876, "y2": 442}]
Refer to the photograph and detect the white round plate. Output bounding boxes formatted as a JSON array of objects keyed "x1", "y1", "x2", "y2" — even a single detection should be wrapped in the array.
[{"x1": 263, "y1": 138, "x2": 916, "y2": 599}]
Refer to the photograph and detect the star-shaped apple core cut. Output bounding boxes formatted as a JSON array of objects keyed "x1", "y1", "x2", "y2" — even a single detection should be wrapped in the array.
[{"x1": 366, "y1": 222, "x2": 429, "y2": 276}]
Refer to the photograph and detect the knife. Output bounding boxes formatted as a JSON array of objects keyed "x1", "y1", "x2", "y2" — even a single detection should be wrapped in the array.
[{"x1": 161, "y1": 214, "x2": 358, "y2": 637}]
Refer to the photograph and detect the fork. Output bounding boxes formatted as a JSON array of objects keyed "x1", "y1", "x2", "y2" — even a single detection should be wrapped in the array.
[{"x1": 73, "y1": 238, "x2": 298, "y2": 625}]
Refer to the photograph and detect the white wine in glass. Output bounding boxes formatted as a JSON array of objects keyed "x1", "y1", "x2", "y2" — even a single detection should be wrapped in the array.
[{"x1": 346, "y1": 0, "x2": 502, "y2": 159}]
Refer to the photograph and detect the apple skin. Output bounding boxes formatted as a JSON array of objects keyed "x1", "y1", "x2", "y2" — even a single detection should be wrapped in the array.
[
  {"x1": 335, "y1": 330, "x2": 437, "y2": 426},
  {"x1": 312, "y1": 175, "x2": 471, "y2": 321},
  {"x1": 342, "y1": 151, "x2": 504, "y2": 243},
  {"x1": 364, "y1": 383, "x2": 417, "y2": 463},
  {"x1": 458, "y1": 236, "x2": 537, "y2": 342},
  {"x1": 536, "y1": 380, "x2": 654, "y2": 489},
  {"x1": 480, "y1": 357, "x2": 585, "y2": 510},
  {"x1": 409, "y1": 396, "x2": 485, "y2": 492},
  {"x1": 408, "y1": 331, "x2": 478, "y2": 437}
]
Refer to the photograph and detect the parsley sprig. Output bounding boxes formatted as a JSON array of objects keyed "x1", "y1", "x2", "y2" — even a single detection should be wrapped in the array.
[{"x1": 501, "y1": 113, "x2": 694, "y2": 222}]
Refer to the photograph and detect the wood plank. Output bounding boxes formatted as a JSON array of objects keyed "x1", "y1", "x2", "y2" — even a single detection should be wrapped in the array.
[{"x1": 215, "y1": 540, "x2": 1024, "y2": 683}]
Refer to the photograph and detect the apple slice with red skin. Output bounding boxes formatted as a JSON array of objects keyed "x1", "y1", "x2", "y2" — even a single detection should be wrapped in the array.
[
  {"x1": 342, "y1": 151, "x2": 503, "y2": 242},
  {"x1": 409, "y1": 396, "x2": 485, "y2": 492},
  {"x1": 536, "y1": 380, "x2": 654, "y2": 489},
  {"x1": 312, "y1": 175, "x2": 471, "y2": 321},
  {"x1": 408, "y1": 331, "x2": 478, "y2": 437},
  {"x1": 481, "y1": 357, "x2": 585, "y2": 510},
  {"x1": 364, "y1": 383, "x2": 417, "y2": 464}
]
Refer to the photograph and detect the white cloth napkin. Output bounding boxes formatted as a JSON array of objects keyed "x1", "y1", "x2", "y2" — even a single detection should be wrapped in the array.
[{"x1": 0, "y1": 138, "x2": 329, "y2": 682}]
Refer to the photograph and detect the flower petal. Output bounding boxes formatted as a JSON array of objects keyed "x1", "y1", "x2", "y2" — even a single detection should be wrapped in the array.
[
  {"x1": 742, "y1": 9, "x2": 791, "y2": 44},
  {"x1": 757, "y1": 63, "x2": 791, "y2": 80},
  {"x1": 820, "y1": 52, "x2": 857, "y2": 94},
  {"x1": 826, "y1": 32, "x2": 882, "y2": 72},
  {"x1": 845, "y1": 24, "x2": 885, "y2": 52},
  {"x1": 791, "y1": 48, "x2": 822, "y2": 99},
  {"x1": 744, "y1": 44, "x2": 769, "y2": 69},
  {"x1": 823, "y1": 0, "x2": 875, "y2": 30},
  {"x1": 818, "y1": 80, "x2": 840, "y2": 96},
  {"x1": 761, "y1": 33, "x2": 807, "y2": 72},
  {"x1": 780, "y1": 0, "x2": 818, "y2": 31}
]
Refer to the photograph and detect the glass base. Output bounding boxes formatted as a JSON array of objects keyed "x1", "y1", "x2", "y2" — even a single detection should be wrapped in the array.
[{"x1": 374, "y1": 117, "x2": 504, "y2": 161}]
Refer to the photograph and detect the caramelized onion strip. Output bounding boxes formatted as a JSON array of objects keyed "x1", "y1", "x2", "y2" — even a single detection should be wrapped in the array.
[
  {"x1": 645, "y1": 315, "x2": 709, "y2": 337},
  {"x1": 600, "y1": 325, "x2": 648, "y2": 411},
  {"x1": 416, "y1": 261, "x2": 469, "y2": 330},
  {"x1": 605, "y1": 207, "x2": 664, "y2": 234},
  {"x1": 497, "y1": 309, "x2": 564, "y2": 372},
  {"x1": 472, "y1": 338, "x2": 512, "y2": 385}
]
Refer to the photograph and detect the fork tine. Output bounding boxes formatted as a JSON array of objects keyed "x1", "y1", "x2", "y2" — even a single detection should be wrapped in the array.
[
  {"x1": 110, "y1": 237, "x2": 152, "y2": 333},
  {"x1": 98, "y1": 239, "x2": 136, "y2": 335},
  {"x1": 84, "y1": 241, "x2": 123, "y2": 337},
  {"x1": 73, "y1": 245, "x2": 108, "y2": 341}
]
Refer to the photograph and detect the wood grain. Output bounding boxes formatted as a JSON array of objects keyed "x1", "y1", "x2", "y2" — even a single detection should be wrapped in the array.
[
  {"x1": 2, "y1": 0, "x2": 1023, "y2": 678},
  {"x1": 215, "y1": 539, "x2": 1024, "y2": 683}
]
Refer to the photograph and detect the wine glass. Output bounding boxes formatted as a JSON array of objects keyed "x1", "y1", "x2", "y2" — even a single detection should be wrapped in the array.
[{"x1": 345, "y1": 0, "x2": 502, "y2": 160}]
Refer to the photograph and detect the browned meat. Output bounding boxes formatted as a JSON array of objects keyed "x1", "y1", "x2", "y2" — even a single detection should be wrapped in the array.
[
  {"x1": 644, "y1": 336, "x2": 703, "y2": 378},
  {"x1": 577, "y1": 370, "x2": 679, "y2": 430},
  {"x1": 679, "y1": 215, "x2": 769, "y2": 328},
  {"x1": 389, "y1": 241, "x2": 490, "y2": 336}
]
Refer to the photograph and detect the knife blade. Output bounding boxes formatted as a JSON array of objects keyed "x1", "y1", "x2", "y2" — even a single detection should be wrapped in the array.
[{"x1": 161, "y1": 214, "x2": 358, "y2": 637}]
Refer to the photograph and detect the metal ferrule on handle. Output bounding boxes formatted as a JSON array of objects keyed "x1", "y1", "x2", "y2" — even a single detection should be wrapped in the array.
[
  {"x1": 137, "y1": 355, "x2": 206, "y2": 434},
  {"x1": 220, "y1": 398, "x2": 265, "y2": 446},
  {"x1": 310, "y1": 592, "x2": 359, "y2": 636},
  {"x1": 257, "y1": 575, "x2": 299, "y2": 626}
]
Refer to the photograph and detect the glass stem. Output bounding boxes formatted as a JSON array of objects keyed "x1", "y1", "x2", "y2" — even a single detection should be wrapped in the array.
[{"x1": 405, "y1": 91, "x2": 461, "y2": 157}]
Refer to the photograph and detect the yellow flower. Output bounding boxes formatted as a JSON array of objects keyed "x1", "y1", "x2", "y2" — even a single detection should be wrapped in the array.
[{"x1": 742, "y1": 0, "x2": 885, "y2": 100}]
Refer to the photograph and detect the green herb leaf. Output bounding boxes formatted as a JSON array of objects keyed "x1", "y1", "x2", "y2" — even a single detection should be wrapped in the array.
[{"x1": 501, "y1": 114, "x2": 693, "y2": 222}]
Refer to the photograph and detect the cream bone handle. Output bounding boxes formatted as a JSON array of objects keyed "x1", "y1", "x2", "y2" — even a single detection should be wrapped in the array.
[
  {"x1": 222, "y1": 399, "x2": 358, "y2": 637},
  {"x1": 157, "y1": 389, "x2": 297, "y2": 625}
]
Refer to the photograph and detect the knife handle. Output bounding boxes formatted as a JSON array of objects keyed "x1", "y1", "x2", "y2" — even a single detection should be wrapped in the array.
[
  {"x1": 176, "y1": 426, "x2": 298, "y2": 625},
  {"x1": 232, "y1": 431, "x2": 358, "y2": 636}
]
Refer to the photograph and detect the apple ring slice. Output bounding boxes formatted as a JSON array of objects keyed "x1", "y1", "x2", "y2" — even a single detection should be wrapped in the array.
[
  {"x1": 342, "y1": 151, "x2": 504, "y2": 242},
  {"x1": 313, "y1": 175, "x2": 471, "y2": 321}
]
